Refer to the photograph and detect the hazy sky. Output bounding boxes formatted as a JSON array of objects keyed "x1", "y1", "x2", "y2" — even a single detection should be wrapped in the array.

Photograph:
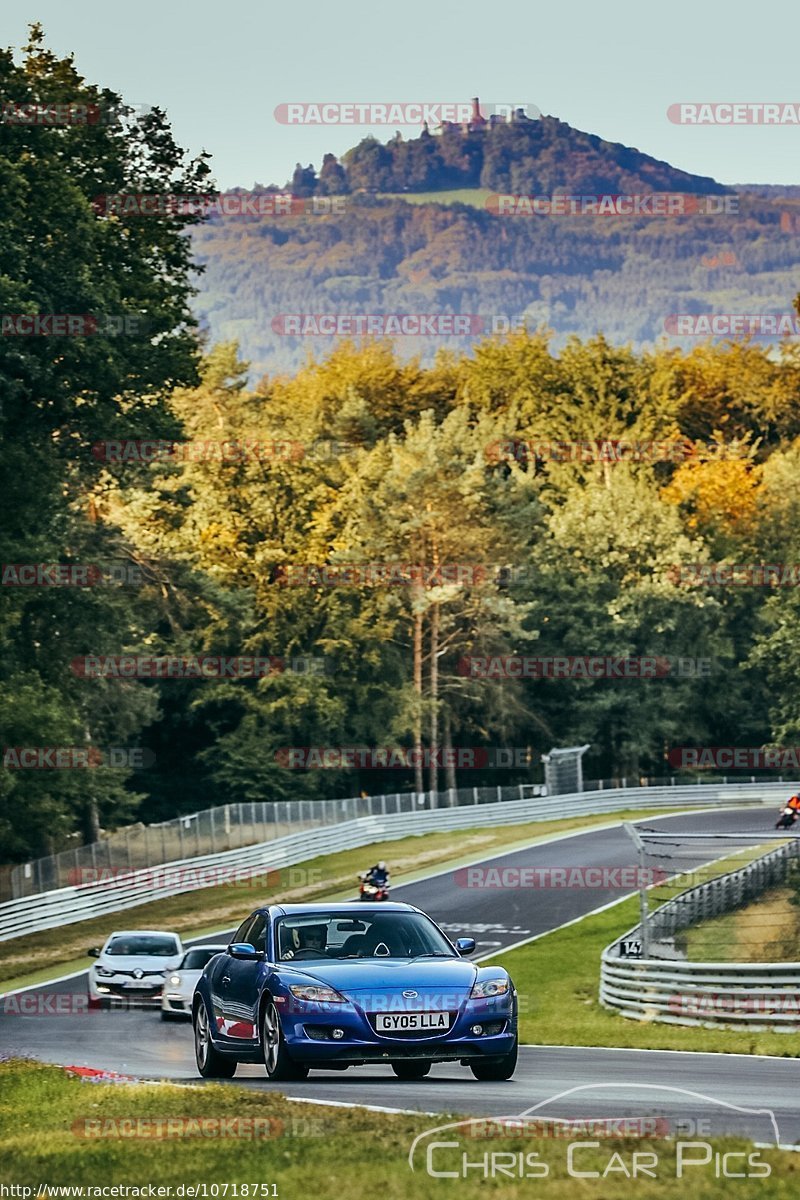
[{"x1": 4, "y1": 1, "x2": 799, "y2": 189}]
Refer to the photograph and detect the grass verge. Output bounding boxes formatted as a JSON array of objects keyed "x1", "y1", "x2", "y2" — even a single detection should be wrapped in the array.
[
  {"x1": 0, "y1": 808, "x2": 669, "y2": 992},
  {"x1": 684, "y1": 885, "x2": 800, "y2": 963},
  {"x1": 490, "y1": 892, "x2": 800, "y2": 1056},
  {"x1": 0, "y1": 1060, "x2": 796, "y2": 1198}
]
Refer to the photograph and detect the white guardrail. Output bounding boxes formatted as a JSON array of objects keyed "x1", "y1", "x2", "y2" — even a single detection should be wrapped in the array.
[
  {"x1": 0, "y1": 781, "x2": 788, "y2": 943},
  {"x1": 601, "y1": 838, "x2": 800, "y2": 1030}
]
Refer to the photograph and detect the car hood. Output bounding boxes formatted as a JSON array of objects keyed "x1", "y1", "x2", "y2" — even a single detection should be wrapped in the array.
[
  {"x1": 288, "y1": 957, "x2": 478, "y2": 998},
  {"x1": 97, "y1": 954, "x2": 180, "y2": 971}
]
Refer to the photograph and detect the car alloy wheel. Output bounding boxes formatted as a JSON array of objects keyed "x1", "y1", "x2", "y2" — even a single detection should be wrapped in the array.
[
  {"x1": 193, "y1": 1002, "x2": 236, "y2": 1078},
  {"x1": 261, "y1": 1000, "x2": 309, "y2": 1082},
  {"x1": 263, "y1": 1001, "x2": 280, "y2": 1074}
]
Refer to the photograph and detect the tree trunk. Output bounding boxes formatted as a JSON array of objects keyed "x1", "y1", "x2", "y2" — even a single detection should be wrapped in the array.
[
  {"x1": 82, "y1": 727, "x2": 101, "y2": 844},
  {"x1": 83, "y1": 799, "x2": 101, "y2": 845},
  {"x1": 428, "y1": 601, "x2": 439, "y2": 796},
  {"x1": 413, "y1": 601, "x2": 424, "y2": 796},
  {"x1": 443, "y1": 709, "x2": 457, "y2": 792}
]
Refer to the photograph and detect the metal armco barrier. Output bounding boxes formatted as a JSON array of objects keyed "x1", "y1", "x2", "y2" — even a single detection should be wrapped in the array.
[
  {"x1": 601, "y1": 840, "x2": 800, "y2": 1029},
  {"x1": 0, "y1": 781, "x2": 787, "y2": 943}
]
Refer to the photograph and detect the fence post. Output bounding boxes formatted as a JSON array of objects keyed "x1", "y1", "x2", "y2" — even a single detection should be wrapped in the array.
[
  {"x1": 473, "y1": 788, "x2": 479, "y2": 804},
  {"x1": 623, "y1": 822, "x2": 650, "y2": 958}
]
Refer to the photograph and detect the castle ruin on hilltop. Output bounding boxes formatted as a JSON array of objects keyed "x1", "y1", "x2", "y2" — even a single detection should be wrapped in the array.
[{"x1": 429, "y1": 97, "x2": 538, "y2": 137}]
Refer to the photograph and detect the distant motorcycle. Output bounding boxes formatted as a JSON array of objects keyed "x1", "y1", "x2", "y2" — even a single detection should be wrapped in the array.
[
  {"x1": 776, "y1": 806, "x2": 799, "y2": 830},
  {"x1": 358, "y1": 872, "x2": 390, "y2": 901}
]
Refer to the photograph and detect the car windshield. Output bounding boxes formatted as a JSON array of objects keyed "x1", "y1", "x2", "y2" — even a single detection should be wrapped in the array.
[
  {"x1": 275, "y1": 912, "x2": 454, "y2": 961},
  {"x1": 180, "y1": 948, "x2": 221, "y2": 970},
  {"x1": 105, "y1": 935, "x2": 179, "y2": 957}
]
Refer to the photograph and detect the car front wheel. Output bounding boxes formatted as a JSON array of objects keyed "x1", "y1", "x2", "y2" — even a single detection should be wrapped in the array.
[
  {"x1": 194, "y1": 1001, "x2": 237, "y2": 1078},
  {"x1": 469, "y1": 1037, "x2": 518, "y2": 1081},
  {"x1": 261, "y1": 1000, "x2": 309, "y2": 1082}
]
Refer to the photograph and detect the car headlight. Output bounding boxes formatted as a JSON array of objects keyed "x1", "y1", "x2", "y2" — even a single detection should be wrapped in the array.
[
  {"x1": 288, "y1": 985, "x2": 346, "y2": 1003},
  {"x1": 470, "y1": 978, "x2": 510, "y2": 999},
  {"x1": 95, "y1": 967, "x2": 115, "y2": 978},
  {"x1": 168, "y1": 974, "x2": 182, "y2": 987}
]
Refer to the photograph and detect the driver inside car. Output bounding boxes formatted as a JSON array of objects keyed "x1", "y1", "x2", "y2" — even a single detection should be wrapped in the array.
[{"x1": 283, "y1": 923, "x2": 327, "y2": 959}]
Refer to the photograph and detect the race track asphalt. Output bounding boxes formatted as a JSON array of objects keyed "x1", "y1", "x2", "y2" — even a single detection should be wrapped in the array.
[{"x1": 2, "y1": 806, "x2": 798, "y2": 1142}]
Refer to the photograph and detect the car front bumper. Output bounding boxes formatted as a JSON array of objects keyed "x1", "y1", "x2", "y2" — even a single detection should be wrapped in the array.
[
  {"x1": 161, "y1": 991, "x2": 193, "y2": 1015},
  {"x1": 278, "y1": 995, "x2": 516, "y2": 1065},
  {"x1": 89, "y1": 976, "x2": 165, "y2": 1004}
]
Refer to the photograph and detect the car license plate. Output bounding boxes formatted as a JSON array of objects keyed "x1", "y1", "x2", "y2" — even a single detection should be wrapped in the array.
[{"x1": 375, "y1": 1011, "x2": 449, "y2": 1032}]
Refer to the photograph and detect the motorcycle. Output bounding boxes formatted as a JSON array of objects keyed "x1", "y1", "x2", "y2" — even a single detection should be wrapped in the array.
[
  {"x1": 358, "y1": 872, "x2": 390, "y2": 901},
  {"x1": 776, "y1": 806, "x2": 799, "y2": 830}
]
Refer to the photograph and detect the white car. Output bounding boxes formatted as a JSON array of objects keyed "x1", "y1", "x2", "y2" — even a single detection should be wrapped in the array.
[
  {"x1": 88, "y1": 930, "x2": 183, "y2": 1007},
  {"x1": 161, "y1": 944, "x2": 224, "y2": 1020}
]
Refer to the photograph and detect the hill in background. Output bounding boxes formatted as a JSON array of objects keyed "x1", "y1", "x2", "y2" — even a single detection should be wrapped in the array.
[{"x1": 191, "y1": 110, "x2": 800, "y2": 378}]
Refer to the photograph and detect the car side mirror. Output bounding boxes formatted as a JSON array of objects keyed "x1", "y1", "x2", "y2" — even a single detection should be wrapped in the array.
[
  {"x1": 455, "y1": 937, "x2": 476, "y2": 956},
  {"x1": 87, "y1": 947, "x2": 101, "y2": 958},
  {"x1": 227, "y1": 942, "x2": 264, "y2": 961}
]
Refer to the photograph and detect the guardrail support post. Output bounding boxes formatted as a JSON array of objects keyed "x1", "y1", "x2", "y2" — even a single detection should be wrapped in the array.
[{"x1": 623, "y1": 821, "x2": 650, "y2": 958}]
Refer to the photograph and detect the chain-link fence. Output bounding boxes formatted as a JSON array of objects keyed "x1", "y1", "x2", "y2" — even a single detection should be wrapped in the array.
[
  {"x1": 10, "y1": 783, "x2": 549, "y2": 899},
  {"x1": 9, "y1": 770, "x2": 797, "y2": 901}
]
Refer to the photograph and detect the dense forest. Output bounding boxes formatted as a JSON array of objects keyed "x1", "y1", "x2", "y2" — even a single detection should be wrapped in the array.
[
  {"x1": 192, "y1": 188, "x2": 800, "y2": 378},
  {"x1": 287, "y1": 113, "x2": 728, "y2": 197},
  {"x1": 3, "y1": 34, "x2": 800, "y2": 864}
]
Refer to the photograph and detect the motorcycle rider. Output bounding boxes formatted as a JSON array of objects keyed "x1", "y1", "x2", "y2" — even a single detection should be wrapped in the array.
[
  {"x1": 787, "y1": 794, "x2": 800, "y2": 814},
  {"x1": 365, "y1": 861, "x2": 390, "y2": 889}
]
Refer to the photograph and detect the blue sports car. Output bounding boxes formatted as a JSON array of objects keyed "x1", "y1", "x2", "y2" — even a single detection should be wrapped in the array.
[{"x1": 192, "y1": 902, "x2": 518, "y2": 1081}]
